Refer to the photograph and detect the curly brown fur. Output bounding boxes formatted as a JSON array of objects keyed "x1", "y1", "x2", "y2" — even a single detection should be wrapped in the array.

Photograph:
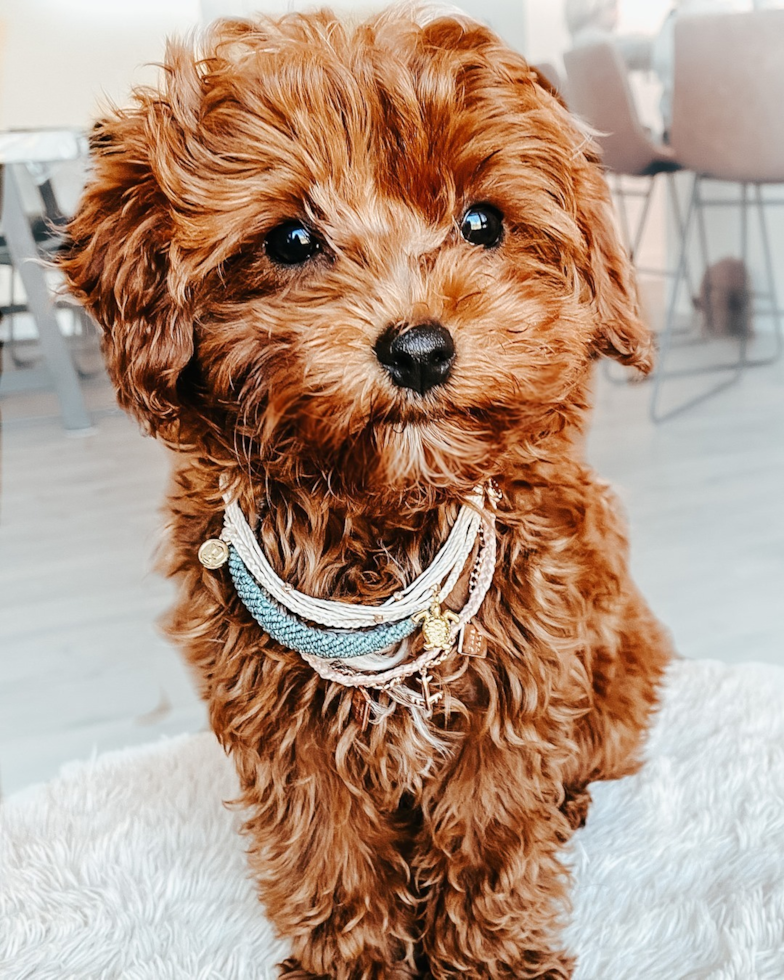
[{"x1": 60, "y1": 7, "x2": 671, "y2": 978}]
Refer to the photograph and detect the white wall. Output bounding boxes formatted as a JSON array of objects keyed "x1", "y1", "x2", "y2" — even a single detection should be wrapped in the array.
[
  {"x1": 0, "y1": 0, "x2": 201, "y2": 130},
  {"x1": 0, "y1": 0, "x2": 526, "y2": 131},
  {"x1": 202, "y1": 1, "x2": 526, "y2": 52},
  {"x1": 524, "y1": 0, "x2": 569, "y2": 68}
]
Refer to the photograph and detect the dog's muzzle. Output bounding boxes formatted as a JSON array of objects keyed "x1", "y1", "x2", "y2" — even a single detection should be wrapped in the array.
[{"x1": 374, "y1": 322, "x2": 455, "y2": 395}]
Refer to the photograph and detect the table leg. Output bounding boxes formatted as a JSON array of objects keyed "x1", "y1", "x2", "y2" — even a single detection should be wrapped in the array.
[{"x1": 1, "y1": 163, "x2": 92, "y2": 431}]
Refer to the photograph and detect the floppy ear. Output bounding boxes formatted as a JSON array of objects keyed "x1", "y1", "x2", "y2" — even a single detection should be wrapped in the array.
[
  {"x1": 426, "y1": 20, "x2": 654, "y2": 377},
  {"x1": 575, "y1": 155, "x2": 655, "y2": 375},
  {"x1": 60, "y1": 60, "x2": 199, "y2": 437}
]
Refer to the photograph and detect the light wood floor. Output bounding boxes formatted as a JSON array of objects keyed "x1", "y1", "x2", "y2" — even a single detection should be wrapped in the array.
[{"x1": 1, "y1": 346, "x2": 782, "y2": 796}]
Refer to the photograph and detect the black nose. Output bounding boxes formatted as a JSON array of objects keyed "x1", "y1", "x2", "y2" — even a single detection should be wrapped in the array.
[{"x1": 374, "y1": 322, "x2": 456, "y2": 395}]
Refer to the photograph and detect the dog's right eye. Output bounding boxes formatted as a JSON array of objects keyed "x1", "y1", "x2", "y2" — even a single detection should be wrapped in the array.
[
  {"x1": 265, "y1": 221, "x2": 321, "y2": 266},
  {"x1": 461, "y1": 204, "x2": 504, "y2": 248}
]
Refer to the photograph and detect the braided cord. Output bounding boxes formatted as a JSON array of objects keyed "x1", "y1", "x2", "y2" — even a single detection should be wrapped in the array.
[
  {"x1": 299, "y1": 632, "x2": 452, "y2": 690},
  {"x1": 228, "y1": 547, "x2": 417, "y2": 659},
  {"x1": 298, "y1": 510, "x2": 498, "y2": 691},
  {"x1": 457, "y1": 513, "x2": 497, "y2": 627},
  {"x1": 222, "y1": 490, "x2": 485, "y2": 628}
]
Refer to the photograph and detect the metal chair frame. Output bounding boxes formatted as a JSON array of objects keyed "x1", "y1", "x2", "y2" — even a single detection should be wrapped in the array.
[
  {"x1": 604, "y1": 170, "x2": 702, "y2": 387},
  {"x1": 651, "y1": 178, "x2": 784, "y2": 422},
  {"x1": 650, "y1": 10, "x2": 784, "y2": 421}
]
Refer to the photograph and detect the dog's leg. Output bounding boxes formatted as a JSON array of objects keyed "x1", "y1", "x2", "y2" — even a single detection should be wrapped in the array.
[
  {"x1": 415, "y1": 736, "x2": 574, "y2": 980},
  {"x1": 564, "y1": 597, "x2": 672, "y2": 798},
  {"x1": 264, "y1": 813, "x2": 418, "y2": 980},
  {"x1": 231, "y1": 740, "x2": 420, "y2": 980}
]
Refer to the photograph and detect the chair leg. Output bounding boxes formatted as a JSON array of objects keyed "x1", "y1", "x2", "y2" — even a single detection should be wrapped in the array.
[
  {"x1": 666, "y1": 172, "x2": 698, "y2": 306},
  {"x1": 610, "y1": 173, "x2": 658, "y2": 260},
  {"x1": 743, "y1": 184, "x2": 784, "y2": 366},
  {"x1": 8, "y1": 270, "x2": 40, "y2": 369},
  {"x1": 630, "y1": 177, "x2": 655, "y2": 261},
  {"x1": 694, "y1": 174, "x2": 716, "y2": 336},
  {"x1": 612, "y1": 174, "x2": 634, "y2": 254},
  {"x1": 650, "y1": 176, "x2": 745, "y2": 422},
  {"x1": 739, "y1": 182, "x2": 751, "y2": 366},
  {"x1": 650, "y1": 177, "x2": 698, "y2": 422}
]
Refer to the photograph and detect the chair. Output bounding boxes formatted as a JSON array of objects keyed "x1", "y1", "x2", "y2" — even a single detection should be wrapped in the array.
[
  {"x1": 652, "y1": 10, "x2": 784, "y2": 421},
  {"x1": 563, "y1": 41, "x2": 682, "y2": 262}
]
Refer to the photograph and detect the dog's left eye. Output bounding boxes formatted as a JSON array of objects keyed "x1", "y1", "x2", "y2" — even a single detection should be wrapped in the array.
[
  {"x1": 265, "y1": 220, "x2": 321, "y2": 265},
  {"x1": 461, "y1": 204, "x2": 504, "y2": 248}
]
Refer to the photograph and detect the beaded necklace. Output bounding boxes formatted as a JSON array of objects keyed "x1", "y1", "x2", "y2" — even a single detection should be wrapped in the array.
[{"x1": 198, "y1": 483, "x2": 499, "y2": 722}]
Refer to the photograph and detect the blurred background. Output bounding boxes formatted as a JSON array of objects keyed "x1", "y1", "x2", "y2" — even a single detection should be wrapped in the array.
[{"x1": 1, "y1": 0, "x2": 782, "y2": 796}]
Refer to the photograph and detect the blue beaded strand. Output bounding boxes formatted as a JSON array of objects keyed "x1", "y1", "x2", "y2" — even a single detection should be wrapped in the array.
[{"x1": 228, "y1": 546, "x2": 417, "y2": 659}]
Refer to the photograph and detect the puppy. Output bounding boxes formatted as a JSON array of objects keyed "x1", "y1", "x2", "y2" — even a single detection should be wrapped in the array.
[{"x1": 61, "y1": 7, "x2": 672, "y2": 978}]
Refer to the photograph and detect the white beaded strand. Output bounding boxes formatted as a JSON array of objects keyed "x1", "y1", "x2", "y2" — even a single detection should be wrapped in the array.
[
  {"x1": 297, "y1": 509, "x2": 497, "y2": 692},
  {"x1": 221, "y1": 487, "x2": 487, "y2": 629},
  {"x1": 214, "y1": 481, "x2": 500, "y2": 718}
]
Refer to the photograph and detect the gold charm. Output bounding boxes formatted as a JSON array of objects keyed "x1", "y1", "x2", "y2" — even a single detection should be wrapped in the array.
[
  {"x1": 458, "y1": 623, "x2": 487, "y2": 659},
  {"x1": 198, "y1": 538, "x2": 229, "y2": 569},
  {"x1": 419, "y1": 669, "x2": 443, "y2": 714},
  {"x1": 413, "y1": 600, "x2": 460, "y2": 651}
]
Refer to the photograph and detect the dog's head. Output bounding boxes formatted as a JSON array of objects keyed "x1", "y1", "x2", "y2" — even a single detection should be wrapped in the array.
[{"x1": 62, "y1": 5, "x2": 652, "y2": 503}]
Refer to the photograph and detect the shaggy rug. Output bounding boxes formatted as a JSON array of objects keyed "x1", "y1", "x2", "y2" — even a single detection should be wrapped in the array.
[{"x1": 1, "y1": 658, "x2": 783, "y2": 980}]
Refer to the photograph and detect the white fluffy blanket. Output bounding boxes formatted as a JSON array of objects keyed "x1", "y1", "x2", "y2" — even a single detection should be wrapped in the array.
[{"x1": 1, "y1": 659, "x2": 784, "y2": 980}]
